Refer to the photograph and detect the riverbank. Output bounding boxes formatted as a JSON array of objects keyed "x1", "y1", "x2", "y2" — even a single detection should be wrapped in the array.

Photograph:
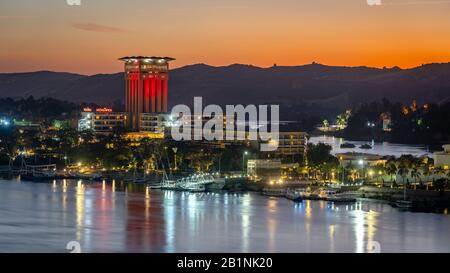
[
  {"x1": 358, "y1": 186, "x2": 450, "y2": 213},
  {"x1": 247, "y1": 182, "x2": 450, "y2": 213}
]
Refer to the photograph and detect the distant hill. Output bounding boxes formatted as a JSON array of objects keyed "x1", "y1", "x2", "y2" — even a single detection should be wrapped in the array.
[{"x1": 1, "y1": 62, "x2": 450, "y2": 113}]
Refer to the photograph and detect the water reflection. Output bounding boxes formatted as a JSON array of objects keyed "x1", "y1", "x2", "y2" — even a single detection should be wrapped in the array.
[
  {"x1": 1, "y1": 179, "x2": 450, "y2": 253},
  {"x1": 75, "y1": 180, "x2": 84, "y2": 242},
  {"x1": 329, "y1": 224, "x2": 335, "y2": 253}
]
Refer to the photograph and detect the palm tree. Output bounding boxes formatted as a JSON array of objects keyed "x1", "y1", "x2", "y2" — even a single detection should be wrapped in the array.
[
  {"x1": 397, "y1": 163, "x2": 409, "y2": 187},
  {"x1": 422, "y1": 164, "x2": 433, "y2": 190},
  {"x1": 385, "y1": 162, "x2": 398, "y2": 187},
  {"x1": 410, "y1": 166, "x2": 421, "y2": 189},
  {"x1": 422, "y1": 164, "x2": 432, "y2": 179},
  {"x1": 336, "y1": 115, "x2": 346, "y2": 130},
  {"x1": 322, "y1": 120, "x2": 329, "y2": 131}
]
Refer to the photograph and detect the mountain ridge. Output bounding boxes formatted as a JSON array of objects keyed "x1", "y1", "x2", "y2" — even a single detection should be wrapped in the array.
[{"x1": 1, "y1": 62, "x2": 450, "y2": 112}]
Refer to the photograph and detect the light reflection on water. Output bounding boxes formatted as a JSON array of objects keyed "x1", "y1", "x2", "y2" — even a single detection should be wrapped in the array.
[{"x1": 0, "y1": 179, "x2": 450, "y2": 253}]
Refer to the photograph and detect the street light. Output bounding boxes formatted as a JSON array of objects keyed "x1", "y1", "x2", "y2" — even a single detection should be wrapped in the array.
[
  {"x1": 242, "y1": 151, "x2": 248, "y2": 174},
  {"x1": 172, "y1": 147, "x2": 178, "y2": 171},
  {"x1": 358, "y1": 159, "x2": 366, "y2": 183}
]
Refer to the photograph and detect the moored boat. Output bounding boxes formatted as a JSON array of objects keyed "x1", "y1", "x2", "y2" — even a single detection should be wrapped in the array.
[
  {"x1": 318, "y1": 189, "x2": 336, "y2": 200},
  {"x1": 20, "y1": 164, "x2": 60, "y2": 182},
  {"x1": 262, "y1": 188, "x2": 286, "y2": 197},
  {"x1": 326, "y1": 193, "x2": 357, "y2": 203},
  {"x1": 318, "y1": 189, "x2": 357, "y2": 202},
  {"x1": 340, "y1": 142, "x2": 356, "y2": 148},
  {"x1": 395, "y1": 200, "x2": 413, "y2": 209},
  {"x1": 75, "y1": 172, "x2": 102, "y2": 181},
  {"x1": 20, "y1": 173, "x2": 54, "y2": 182},
  {"x1": 359, "y1": 144, "x2": 372, "y2": 149},
  {"x1": 205, "y1": 177, "x2": 226, "y2": 191},
  {"x1": 183, "y1": 184, "x2": 206, "y2": 193},
  {"x1": 285, "y1": 190, "x2": 303, "y2": 202},
  {"x1": 394, "y1": 186, "x2": 413, "y2": 210}
]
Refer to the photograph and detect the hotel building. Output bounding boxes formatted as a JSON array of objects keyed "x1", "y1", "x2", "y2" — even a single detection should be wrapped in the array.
[
  {"x1": 119, "y1": 56, "x2": 175, "y2": 131},
  {"x1": 434, "y1": 144, "x2": 450, "y2": 169},
  {"x1": 78, "y1": 56, "x2": 174, "y2": 136},
  {"x1": 78, "y1": 107, "x2": 126, "y2": 133}
]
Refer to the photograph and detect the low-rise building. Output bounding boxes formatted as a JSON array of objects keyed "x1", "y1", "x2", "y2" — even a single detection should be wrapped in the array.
[
  {"x1": 140, "y1": 113, "x2": 166, "y2": 134},
  {"x1": 78, "y1": 107, "x2": 166, "y2": 136},
  {"x1": 336, "y1": 152, "x2": 387, "y2": 168},
  {"x1": 258, "y1": 131, "x2": 308, "y2": 162},
  {"x1": 434, "y1": 144, "x2": 450, "y2": 169},
  {"x1": 247, "y1": 159, "x2": 282, "y2": 179},
  {"x1": 78, "y1": 108, "x2": 126, "y2": 133},
  {"x1": 275, "y1": 132, "x2": 308, "y2": 156}
]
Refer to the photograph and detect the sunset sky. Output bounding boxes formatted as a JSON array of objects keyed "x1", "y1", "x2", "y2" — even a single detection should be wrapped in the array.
[{"x1": 1, "y1": 0, "x2": 450, "y2": 75}]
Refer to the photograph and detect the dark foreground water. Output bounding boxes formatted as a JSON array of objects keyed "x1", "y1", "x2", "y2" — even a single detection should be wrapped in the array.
[{"x1": 1, "y1": 179, "x2": 449, "y2": 253}]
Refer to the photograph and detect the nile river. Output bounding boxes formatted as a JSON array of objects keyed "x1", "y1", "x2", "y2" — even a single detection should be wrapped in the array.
[{"x1": 1, "y1": 179, "x2": 450, "y2": 253}]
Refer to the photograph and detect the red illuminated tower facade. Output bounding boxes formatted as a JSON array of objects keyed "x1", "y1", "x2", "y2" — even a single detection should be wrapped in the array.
[{"x1": 119, "y1": 56, "x2": 175, "y2": 131}]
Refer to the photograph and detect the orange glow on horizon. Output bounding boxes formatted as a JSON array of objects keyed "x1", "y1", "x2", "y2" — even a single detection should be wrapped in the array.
[{"x1": 1, "y1": 1, "x2": 450, "y2": 75}]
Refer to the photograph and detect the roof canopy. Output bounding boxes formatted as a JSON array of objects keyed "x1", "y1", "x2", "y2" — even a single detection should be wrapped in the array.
[{"x1": 119, "y1": 56, "x2": 175, "y2": 62}]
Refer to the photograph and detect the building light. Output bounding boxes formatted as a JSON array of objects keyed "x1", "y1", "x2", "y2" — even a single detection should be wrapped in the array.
[{"x1": 96, "y1": 107, "x2": 113, "y2": 113}]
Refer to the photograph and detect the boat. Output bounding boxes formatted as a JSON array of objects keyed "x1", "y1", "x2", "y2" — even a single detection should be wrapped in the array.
[
  {"x1": 395, "y1": 200, "x2": 413, "y2": 209},
  {"x1": 20, "y1": 172, "x2": 55, "y2": 182},
  {"x1": 187, "y1": 184, "x2": 206, "y2": 193},
  {"x1": 326, "y1": 193, "x2": 357, "y2": 203},
  {"x1": 20, "y1": 164, "x2": 60, "y2": 182},
  {"x1": 75, "y1": 172, "x2": 102, "y2": 181},
  {"x1": 297, "y1": 188, "x2": 313, "y2": 198},
  {"x1": 205, "y1": 177, "x2": 226, "y2": 191},
  {"x1": 317, "y1": 189, "x2": 357, "y2": 202},
  {"x1": 160, "y1": 178, "x2": 178, "y2": 190},
  {"x1": 262, "y1": 188, "x2": 286, "y2": 197},
  {"x1": 285, "y1": 190, "x2": 303, "y2": 202},
  {"x1": 340, "y1": 142, "x2": 356, "y2": 148},
  {"x1": 318, "y1": 189, "x2": 336, "y2": 200},
  {"x1": 395, "y1": 186, "x2": 413, "y2": 209},
  {"x1": 302, "y1": 188, "x2": 321, "y2": 200},
  {"x1": 359, "y1": 144, "x2": 372, "y2": 149}
]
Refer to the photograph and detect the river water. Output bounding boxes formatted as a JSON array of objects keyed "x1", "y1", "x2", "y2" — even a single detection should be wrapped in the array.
[
  {"x1": 309, "y1": 135, "x2": 432, "y2": 157},
  {"x1": 1, "y1": 178, "x2": 449, "y2": 253}
]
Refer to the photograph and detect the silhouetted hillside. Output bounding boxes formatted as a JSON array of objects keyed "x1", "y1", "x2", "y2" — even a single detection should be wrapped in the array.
[{"x1": 2, "y1": 62, "x2": 450, "y2": 114}]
